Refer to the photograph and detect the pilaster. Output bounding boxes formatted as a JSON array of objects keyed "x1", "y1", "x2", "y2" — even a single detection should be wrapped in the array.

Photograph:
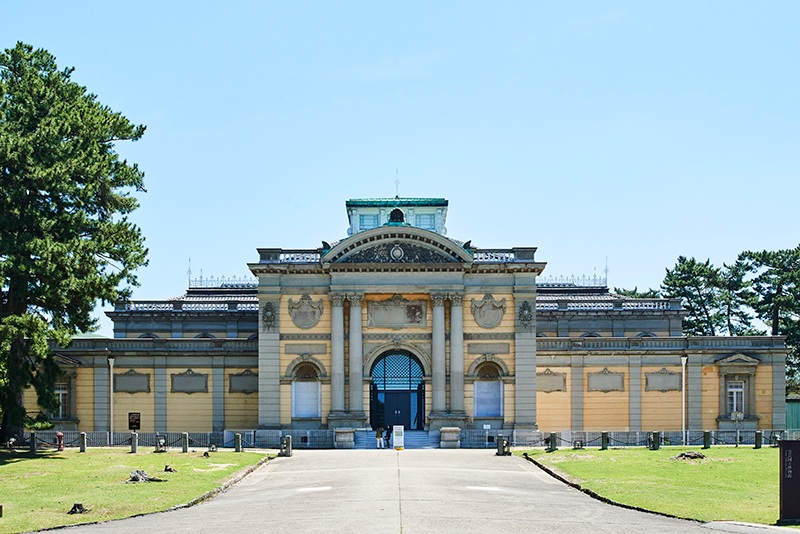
[
  {"x1": 348, "y1": 293, "x2": 365, "y2": 419},
  {"x1": 430, "y1": 293, "x2": 447, "y2": 415},
  {"x1": 258, "y1": 298, "x2": 281, "y2": 429}
]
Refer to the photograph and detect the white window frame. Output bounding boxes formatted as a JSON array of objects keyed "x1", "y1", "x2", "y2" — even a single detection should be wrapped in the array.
[
  {"x1": 359, "y1": 214, "x2": 379, "y2": 231},
  {"x1": 727, "y1": 380, "x2": 745, "y2": 414}
]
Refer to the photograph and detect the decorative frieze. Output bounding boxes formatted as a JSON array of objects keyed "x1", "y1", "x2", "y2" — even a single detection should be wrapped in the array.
[
  {"x1": 280, "y1": 333, "x2": 332, "y2": 340},
  {"x1": 229, "y1": 369, "x2": 258, "y2": 394},
  {"x1": 464, "y1": 333, "x2": 515, "y2": 340},
  {"x1": 587, "y1": 368, "x2": 625, "y2": 392},
  {"x1": 114, "y1": 369, "x2": 150, "y2": 394},
  {"x1": 171, "y1": 369, "x2": 208, "y2": 394},
  {"x1": 339, "y1": 241, "x2": 457, "y2": 264},
  {"x1": 471, "y1": 294, "x2": 506, "y2": 329},
  {"x1": 288, "y1": 294, "x2": 324, "y2": 329},
  {"x1": 645, "y1": 368, "x2": 681, "y2": 392}
]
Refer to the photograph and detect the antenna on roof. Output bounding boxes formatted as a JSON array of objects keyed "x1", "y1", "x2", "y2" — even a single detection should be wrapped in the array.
[
  {"x1": 604, "y1": 256, "x2": 609, "y2": 285},
  {"x1": 395, "y1": 169, "x2": 400, "y2": 198},
  {"x1": 187, "y1": 258, "x2": 192, "y2": 285}
]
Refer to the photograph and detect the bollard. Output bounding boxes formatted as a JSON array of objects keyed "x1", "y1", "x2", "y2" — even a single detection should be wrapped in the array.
[
  {"x1": 601, "y1": 431, "x2": 608, "y2": 450},
  {"x1": 57, "y1": 431, "x2": 64, "y2": 452},
  {"x1": 79, "y1": 432, "x2": 87, "y2": 453},
  {"x1": 496, "y1": 434, "x2": 504, "y2": 456},
  {"x1": 30, "y1": 432, "x2": 37, "y2": 453},
  {"x1": 548, "y1": 432, "x2": 558, "y2": 452},
  {"x1": 234, "y1": 433, "x2": 242, "y2": 453},
  {"x1": 131, "y1": 432, "x2": 138, "y2": 454},
  {"x1": 182, "y1": 432, "x2": 189, "y2": 453},
  {"x1": 652, "y1": 431, "x2": 660, "y2": 451},
  {"x1": 280, "y1": 435, "x2": 293, "y2": 457},
  {"x1": 755, "y1": 430, "x2": 762, "y2": 449},
  {"x1": 703, "y1": 431, "x2": 711, "y2": 449}
]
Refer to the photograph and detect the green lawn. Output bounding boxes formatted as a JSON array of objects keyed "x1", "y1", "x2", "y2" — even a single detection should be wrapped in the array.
[
  {"x1": 0, "y1": 447, "x2": 269, "y2": 534},
  {"x1": 519, "y1": 447, "x2": 780, "y2": 525}
]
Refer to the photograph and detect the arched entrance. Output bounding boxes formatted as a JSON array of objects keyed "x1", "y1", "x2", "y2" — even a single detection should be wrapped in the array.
[{"x1": 370, "y1": 349, "x2": 425, "y2": 430}]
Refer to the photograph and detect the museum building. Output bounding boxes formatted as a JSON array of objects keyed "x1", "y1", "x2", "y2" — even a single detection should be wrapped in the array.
[{"x1": 29, "y1": 197, "x2": 788, "y2": 441}]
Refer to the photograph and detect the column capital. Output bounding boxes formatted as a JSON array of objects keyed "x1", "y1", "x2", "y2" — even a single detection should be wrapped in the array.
[
  {"x1": 431, "y1": 293, "x2": 448, "y2": 307},
  {"x1": 329, "y1": 293, "x2": 348, "y2": 307},
  {"x1": 448, "y1": 293, "x2": 465, "y2": 305},
  {"x1": 347, "y1": 293, "x2": 364, "y2": 305}
]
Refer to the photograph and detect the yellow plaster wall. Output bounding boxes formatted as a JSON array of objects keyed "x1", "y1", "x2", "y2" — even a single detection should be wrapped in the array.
[
  {"x1": 224, "y1": 369, "x2": 258, "y2": 429},
  {"x1": 465, "y1": 382, "x2": 474, "y2": 418},
  {"x1": 583, "y1": 367, "x2": 630, "y2": 431},
  {"x1": 76, "y1": 367, "x2": 94, "y2": 431},
  {"x1": 166, "y1": 367, "x2": 213, "y2": 432},
  {"x1": 701, "y1": 365, "x2": 720, "y2": 429},
  {"x1": 503, "y1": 382, "x2": 514, "y2": 423},
  {"x1": 755, "y1": 367, "x2": 773, "y2": 429},
  {"x1": 22, "y1": 387, "x2": 39, "y2": 416},
  {"x1": 113, "y1": 369, "x2": 155, "y2": 432},
  {"x1": 640, "y1": 366, "x2": 682, "y2": 431},
  {"x1": 280, "y1": 383, "x2": 292, "y2": 426},
  {"x1": 535, "y1": 367, "x2": 571, "y2": 431}
]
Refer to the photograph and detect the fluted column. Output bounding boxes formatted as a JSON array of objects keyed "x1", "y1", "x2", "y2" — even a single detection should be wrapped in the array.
[
  {"x1": 348, "y1": 293, "x2": 365, "y2": 415},
  {"x1": 449, "y1": 293, "x2": 465, "y2": 414},
  {"x1": 329, "y1": 293, "x2": 347, "y2": 414},
  {"x1": 431, "y1": 293, "x2": 447, "y2": 413}
]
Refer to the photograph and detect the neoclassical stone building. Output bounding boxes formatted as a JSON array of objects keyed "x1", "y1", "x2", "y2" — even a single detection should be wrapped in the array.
[{"x1": 30, "y1": 197, "x2": 788, "y2": 437}]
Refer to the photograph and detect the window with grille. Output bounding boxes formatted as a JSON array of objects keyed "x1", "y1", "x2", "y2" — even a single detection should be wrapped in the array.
[
  {"x1": 415, "y1": 214, "x2": 435, "y2": 230},
  {"x1": 370, "y1": 351, "x2": 424, "y2": 390},
  {"x1": 727, "y1": 380, "x2": 744, "y2": 413},
  {"x1": 359, "y1": 214, "x2": 379, "y2": 230}
]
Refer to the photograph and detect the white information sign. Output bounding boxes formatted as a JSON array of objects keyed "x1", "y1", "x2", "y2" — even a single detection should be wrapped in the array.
[{"x1": 393, "y1": 425, "x2": 404, "y2": 450}]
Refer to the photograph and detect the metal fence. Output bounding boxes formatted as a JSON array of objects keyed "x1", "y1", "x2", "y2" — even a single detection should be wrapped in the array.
[{"x1": 11, "y1": 428, "x2": 792, "y2": 450}]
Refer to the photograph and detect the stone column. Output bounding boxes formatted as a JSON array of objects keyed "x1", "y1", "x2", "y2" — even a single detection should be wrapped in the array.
[
  {"x1": 348, "y1": 293, "x2": 365, "y2": 416},
  {"x1": 329, "y1": 293, "x2": 347, "y2": 414},
  {"x1": 431, "y1": 293, "x2": 447, "y2": 414},
  {"x1": 449, "y1": 293, "x2": 465, "y2": 414}
]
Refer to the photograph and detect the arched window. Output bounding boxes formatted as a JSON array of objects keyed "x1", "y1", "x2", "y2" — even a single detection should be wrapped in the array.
[
  {"x1": 580, "y1": 332, "x2": 601, "y2": 338},
  {"x1": 292, "y1": 363, "x2": 321, "y2": 418},
  {"x1": 474, "y1": 362, "x2": 503, "y2": 418},
  {"x1": 636, "y1": 332, "x2": 657, "y2": 338},
  {"x1": 138, "y1": 333, "x2": 159, "y2": 339},
  {"x1": 194, "y1": 333, "x2": 216, "y2": 339}
]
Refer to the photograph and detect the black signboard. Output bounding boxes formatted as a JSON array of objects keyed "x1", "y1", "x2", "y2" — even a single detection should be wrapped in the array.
[
  {"x1": 128, "y1": 412, "x2": 141, "y2": 431},
  {"x1": 780, "y1": 440, "x2": 800, "y2": 525}
]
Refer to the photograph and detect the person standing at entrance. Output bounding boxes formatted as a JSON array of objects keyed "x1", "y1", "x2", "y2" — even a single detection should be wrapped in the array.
[
  {"x1": 385, "y1": 425, "x2": 391, "y2": 448},
  {"x1": 376, "y1": 427, "x2": 384, "y2": 449}
]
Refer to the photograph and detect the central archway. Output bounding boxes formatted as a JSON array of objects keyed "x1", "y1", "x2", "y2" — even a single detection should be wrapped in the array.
[{"x1": 370, "y1": 349, "x2": 425, "y2": 430}]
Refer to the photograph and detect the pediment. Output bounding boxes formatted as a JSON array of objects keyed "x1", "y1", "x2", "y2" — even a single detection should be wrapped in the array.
[
  {"x1": 716, "y1": 353, "x2": 761, "y2": 365},
  {"x1": 322, "y1": 227, "x2": 472, "y2": 265}
]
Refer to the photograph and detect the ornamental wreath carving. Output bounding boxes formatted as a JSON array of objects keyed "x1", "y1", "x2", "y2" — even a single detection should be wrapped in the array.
[
  {"x1": 471, "y1": 294, "x2": 506, "y2": 329},
  {"x1": 518, "y1": 301, "x2": 533, "y2": 327},
  {"x1": 261, "y1": 302, "x2": 276, "y2": 329},
  {"x1": 340, "y1": 241, "x2": 456, "y2": 263},
  {"x1": 288, "y1": 294, "x2": 324, "y2": 329}
]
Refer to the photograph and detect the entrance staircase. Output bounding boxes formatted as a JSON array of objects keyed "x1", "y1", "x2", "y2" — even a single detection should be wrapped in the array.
[{"x1": 353, "y1": 429, "x2": 439, "y2": 449}]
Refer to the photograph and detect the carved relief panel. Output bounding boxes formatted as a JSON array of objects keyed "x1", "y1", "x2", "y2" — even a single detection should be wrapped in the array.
[
  {"x1": 288, "y1": 294, "x2": 324, "y2": 329},
  {"x1": 367, "y1": 294, "x2": 427, "y2": 329},
  {"x1": 471, "y1": 294, "x2": 506, "y2": 329}
]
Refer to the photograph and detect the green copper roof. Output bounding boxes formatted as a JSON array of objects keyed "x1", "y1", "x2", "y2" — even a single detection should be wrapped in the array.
[{"x1": 346, "y1": 197, "x2": 448, "y2": 208}]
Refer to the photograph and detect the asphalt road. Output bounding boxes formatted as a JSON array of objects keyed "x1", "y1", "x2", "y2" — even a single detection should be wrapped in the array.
[{"x1": 59, "y1": 449, "x2": 792, "y2": 534}]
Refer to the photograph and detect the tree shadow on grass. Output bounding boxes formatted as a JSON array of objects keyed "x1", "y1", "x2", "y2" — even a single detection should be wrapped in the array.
[{"x1": 0, "y1": 449, "x2": 67, "y2": 466}]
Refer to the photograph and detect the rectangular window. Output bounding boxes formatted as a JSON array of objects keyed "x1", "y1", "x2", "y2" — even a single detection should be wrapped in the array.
[
  {"x1": 474, "y1": 381, "x2": 503, "y2": 418},
  {"x1": 727, "y1": 380, "x2": 744, "y2": 413},
  {"x1": 359, "y1": 214, "x2": 379, "y2": 230},
  {"x1": 416, "y1": 214, "x2": 435, "y2": 230},
  {"x1": 55, "y1": 383, "x2": 69, "y2": 419},
  {"x1": 292, "y1": 381, "x2": 321, "y2": 418}
]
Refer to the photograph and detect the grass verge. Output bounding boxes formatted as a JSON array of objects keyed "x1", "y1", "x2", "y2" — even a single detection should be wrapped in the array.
[
  {"x1": 0, "y1": 447, "x2": 270, "y2": 534},
  {"x1": 518, "y1": 446, "x2": 780, "y2": 525}
]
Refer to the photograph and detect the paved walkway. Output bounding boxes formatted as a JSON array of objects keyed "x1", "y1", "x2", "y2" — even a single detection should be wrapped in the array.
[{"x1": 63, "y1": 450, "x2": 790, "y2": 534}]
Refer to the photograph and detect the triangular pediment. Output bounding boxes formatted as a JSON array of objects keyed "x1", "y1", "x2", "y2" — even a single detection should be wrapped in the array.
[
  {"x1": 716, "y1": 353, "x2": 761, "y2": 365},
  {"x1": 322, "y1": 227, "x2": 472, "y2": 265}
]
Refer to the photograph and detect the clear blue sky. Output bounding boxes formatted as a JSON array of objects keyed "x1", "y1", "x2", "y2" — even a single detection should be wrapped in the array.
[{"x1": 4, "y1": 2, "x2": 799, "y2": 336}]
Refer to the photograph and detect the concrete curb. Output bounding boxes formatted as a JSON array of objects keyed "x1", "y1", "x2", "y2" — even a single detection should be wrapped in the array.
[
  {"x1": 520, "y1": 452, "x2": 700, "y2": 522},
  {"x1": 31, "y1": 454, "x2": 276, "y2": 533}
]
